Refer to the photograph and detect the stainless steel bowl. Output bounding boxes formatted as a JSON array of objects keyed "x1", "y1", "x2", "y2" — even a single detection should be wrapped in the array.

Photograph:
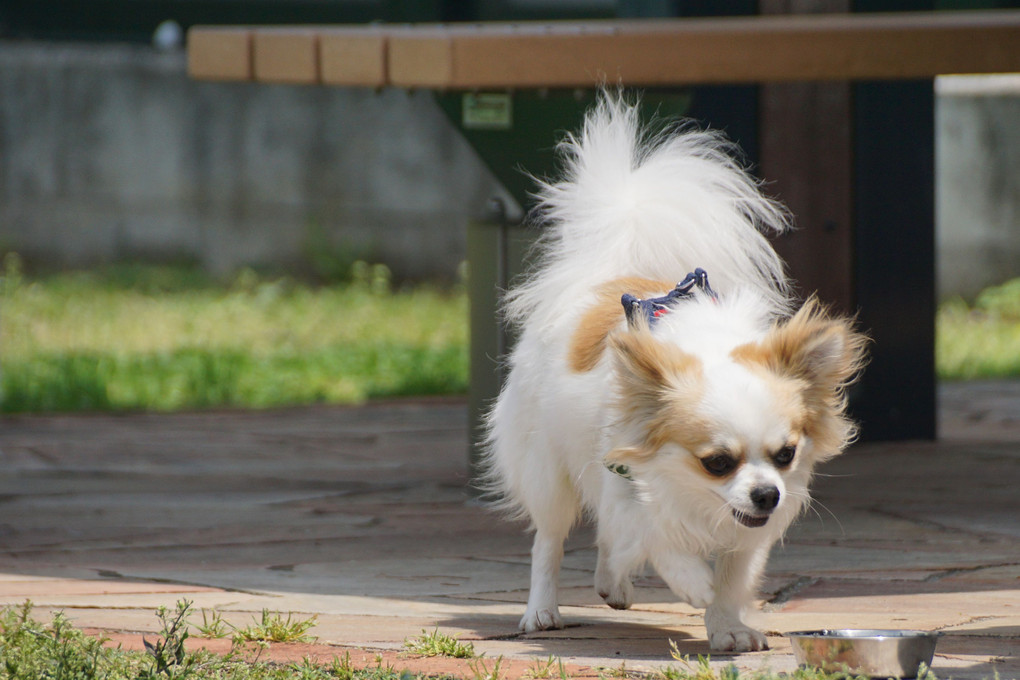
[{"x1": 786, "y1": 629, "x2": 938, "y2": 678}]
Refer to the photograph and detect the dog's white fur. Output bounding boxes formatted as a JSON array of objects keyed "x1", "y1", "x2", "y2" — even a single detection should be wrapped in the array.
[{"x1": 481, "y1": 93, "x2": 867, "y2": 652}]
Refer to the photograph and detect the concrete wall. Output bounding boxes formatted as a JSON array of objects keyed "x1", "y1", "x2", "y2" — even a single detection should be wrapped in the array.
[
  {"x1": 936, "y1": 75, "x2": 1020, "y2": 300},
  {"x1": 1, "y1": 42, "x2": 1017, "y2": 295},
  {"x1": 0, "y1": 41, "x2": 510, "y2": 281}
]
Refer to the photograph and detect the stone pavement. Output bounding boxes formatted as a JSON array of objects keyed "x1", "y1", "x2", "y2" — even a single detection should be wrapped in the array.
[{"x1": 0, "y1": 383, "x2": 1016, "y2": 679}]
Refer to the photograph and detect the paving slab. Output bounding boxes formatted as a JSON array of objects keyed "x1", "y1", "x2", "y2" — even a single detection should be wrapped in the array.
[{"x1": 0, "y1": 386, "x2": 1017, "y2": 679}]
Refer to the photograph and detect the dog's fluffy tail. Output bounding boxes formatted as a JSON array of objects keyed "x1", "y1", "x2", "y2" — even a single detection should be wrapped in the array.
[{"x1": 504, "y1": 92, "x2": 791, "y2": 330}]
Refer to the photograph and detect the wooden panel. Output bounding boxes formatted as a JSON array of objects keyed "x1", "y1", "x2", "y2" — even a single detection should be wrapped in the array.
[
  {"x1": 759, "y1": 0, "x2": 854, "y2": 313},
  {"x1": 386, "y1": 11, "x2": 1020, "y2": 89},
  {"x1": 387, "y1": 30, "x2": 454, "y2": 89},
  {"x1": 253, "y1": 28, "x2": 320, "y2": 84},
  {"x1": 187, "y1": 27, "x2": 253, "y2": 81},
  {"x1": 852, "y1": 80, "x2": 936, "y2": 440},
  {"x1": 189, "y1": 11, "x2": 1020, "y2": 87},
  {"x1": 319, "y1": 28, "x2": 388, "y2": 87}
]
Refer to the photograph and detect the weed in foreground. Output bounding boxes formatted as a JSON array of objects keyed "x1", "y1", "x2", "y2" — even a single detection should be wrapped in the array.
[
  {"x1": 0, "y1": 600, "x2": 962, "y2": 680},
  {"x1": 193, "y1": 607, "x2": 233, "y2": 639},
  {"x1": 467, "y1": 655, "x2": 504, "y2": 680},
  {"x1": 232, "y1": 609, "x2": 319, "y2": 644},
  {"x1": 403, "y1": 628, "x2": 476, "y2": 659},
  {"x1": 659, "y1": 655, "x2": 739, "y2": 680},
  {"x1": 329, "y1": 652, "x2": 363, "y2": 680},
  {"x1": 0, "y1": 601, "x2": 125, "y2": 680},
  {"x1": 524, "y1": 655, "x2": 570, "y2": 680},
  {"x1": 139, "y1": 600, "x2": 220, "y2": 680},
  {"x1": 0, "y1": 600, "x2": 420, "y2": 680},
  {"x1": 597, "y1": 661, "x2": 635, "y2": 679}
]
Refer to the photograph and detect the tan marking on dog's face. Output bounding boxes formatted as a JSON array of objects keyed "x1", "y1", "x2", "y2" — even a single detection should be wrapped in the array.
[
  {"x1": 569, "y1": 277, "x2": 677, "y2": 373},
  {"x1": 623, "y1": 344, "x2": 812, "y2": 481},
  {"x1": 608, "y1": 318, "x2": 709, "y2": 464},
  {"x1": 731, "y1": 297, "x2": 869, "y2": 460},
  {"x1": 643, "y1": 389, "x2": 714, "y2": 459},
  {"x1": 602, "y1": 297, "x2": 866, "y2": 482},
  {"x1": 675, "y1": 375, "x2": 810, "y2": 481}
]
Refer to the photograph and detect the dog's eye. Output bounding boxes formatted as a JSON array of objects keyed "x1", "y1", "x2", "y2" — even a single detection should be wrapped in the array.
[
  {"x1": 700, "y1": 453, "x2": 738, "y2": 477},
  {"x1": 773, "y1": 444, "x2": 797, "y2": 468}
]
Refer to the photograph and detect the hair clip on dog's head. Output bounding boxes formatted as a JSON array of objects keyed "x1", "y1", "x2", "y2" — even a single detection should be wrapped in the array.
[{"x1": 622, "y1": 268, "x2": 718, "y2": 329}]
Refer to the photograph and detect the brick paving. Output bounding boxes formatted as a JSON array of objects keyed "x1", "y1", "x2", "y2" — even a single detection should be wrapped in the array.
[{"x1": 0, "y1": 384, "x2": 1016, "y2": 678}]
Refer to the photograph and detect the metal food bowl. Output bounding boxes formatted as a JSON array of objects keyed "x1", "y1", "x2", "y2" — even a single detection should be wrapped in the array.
[{"x1": 786, "y1": 629, "x2": 938, "y2": 678}]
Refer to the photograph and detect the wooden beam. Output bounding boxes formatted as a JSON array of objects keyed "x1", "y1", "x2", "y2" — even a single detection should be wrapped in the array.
[
  {"x1": 252, "y1": 28, "x2": 320, "y2": 84},
  {"x1": 187, "y1": 11, "x2": 1020, "y2": 88},
  {"x1": 387, "y1": 11, "x2": 1020, "y2": 89},
  {"x1": 187, "y1": 27, "x2": 253, "y2": 81},
  {"x1": 319, "y1": 28, "x2": 389, "y2": 87},
  {"x1": 387, "y1": 28, "x2": 454, "y2": 89}
]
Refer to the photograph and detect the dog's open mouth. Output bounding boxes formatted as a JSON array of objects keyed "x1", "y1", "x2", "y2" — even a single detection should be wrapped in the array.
[{"x1": 732, "y1": 509, "x2": 770, "y2": 528}]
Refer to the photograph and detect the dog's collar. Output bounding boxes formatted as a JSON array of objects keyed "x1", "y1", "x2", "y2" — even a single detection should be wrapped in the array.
[
  {"x1": 621, "y1": 268, "x2": 717, "y2": 328},
  {"x1": 605, "y1": 462, "x2": 634, "y2": 481}
]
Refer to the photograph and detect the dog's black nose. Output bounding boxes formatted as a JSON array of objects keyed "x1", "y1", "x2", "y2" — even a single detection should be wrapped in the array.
[{"x1": 750, "y1": 485, "x2": 780, "y2": 512}]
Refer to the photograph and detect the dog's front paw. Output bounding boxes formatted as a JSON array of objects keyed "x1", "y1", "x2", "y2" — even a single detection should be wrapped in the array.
[
  {"x1": 705, "y1": 606, "x2": 769, "y2": 652},
  {"x1": 709, "y1": 625, "x2": 769, "y2": 652},
  {"x1": 707, "y1": 624, "x2": 769, "y2": 652},
  {"x1": 519, "y1": 607, "x2": 563, "y2": 633}
]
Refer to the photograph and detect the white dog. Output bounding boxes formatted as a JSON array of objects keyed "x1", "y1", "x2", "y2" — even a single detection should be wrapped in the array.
[{"x1": 481, "y1": 93, "x2": 867, "y2": 652}]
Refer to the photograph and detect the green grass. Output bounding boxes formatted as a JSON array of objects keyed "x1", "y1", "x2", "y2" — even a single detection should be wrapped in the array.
[
  {"x1": 3, "y1": 253, "x2": 1019, "y2": 414},
  {"x1": 937, "y1": 277, "x2": 1020, "y2": 380},
  {"x1": 233, "y1": 610, "x2": 319, "y2": 645},
  {"x1": 0, "y1": 601, "x2": 962, "y2": 680},
  {"x1": 0, "y1": 600, "x2": 427, "y2": 680},
  {"x1": 523, "y1": 656, "x2": 570, "y2": 680},
  {"x1": 0, "y1": 255, "x2": 468, "y2": 414},
  {"x1": 194, "y1": 608, "x2": 233, "y2": 639},
  {"x1": 402, "y1": 630, "x2": 476, "y2": 659}
]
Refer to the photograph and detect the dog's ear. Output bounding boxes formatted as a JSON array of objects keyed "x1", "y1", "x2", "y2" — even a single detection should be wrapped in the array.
[
  {"x1": 734, "y1": 297, "x2": 868, "y2": 453},
  {"x1": 609, "y1": 325, "x2": 707, "y2": 459},
  {"x1": 610, "y1": 325, "x2": 702, "y2": 407},
  {"x1": 758, "y1": 298, "x2": 868, "y2": 395}
]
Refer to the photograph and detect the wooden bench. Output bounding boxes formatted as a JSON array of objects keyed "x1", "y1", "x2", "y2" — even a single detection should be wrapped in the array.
[
  {"x1": 188, "y1": 12, "x2": 1020, "y2": 87},
  {"x1": 188, "y1": 11, "x2": 1020, "y2": 451}
]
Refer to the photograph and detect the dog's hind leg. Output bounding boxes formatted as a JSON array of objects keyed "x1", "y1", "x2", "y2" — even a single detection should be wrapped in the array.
[
  {"x1": 520, "y1": 517, "x2": 574, "y2": 632},
  {"x1": 519, "y1": 481, "x2": 578, "y2": 633}
]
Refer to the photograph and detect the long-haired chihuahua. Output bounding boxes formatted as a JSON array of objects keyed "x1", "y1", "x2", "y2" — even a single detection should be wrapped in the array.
[{"x1": 481, "y1": 92, "x2": 867, "y2": 652}]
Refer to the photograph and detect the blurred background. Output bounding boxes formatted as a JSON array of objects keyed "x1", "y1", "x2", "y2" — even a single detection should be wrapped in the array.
[{"x1": 1, "y1": 0, "x2": 1018, "y2": 415}]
